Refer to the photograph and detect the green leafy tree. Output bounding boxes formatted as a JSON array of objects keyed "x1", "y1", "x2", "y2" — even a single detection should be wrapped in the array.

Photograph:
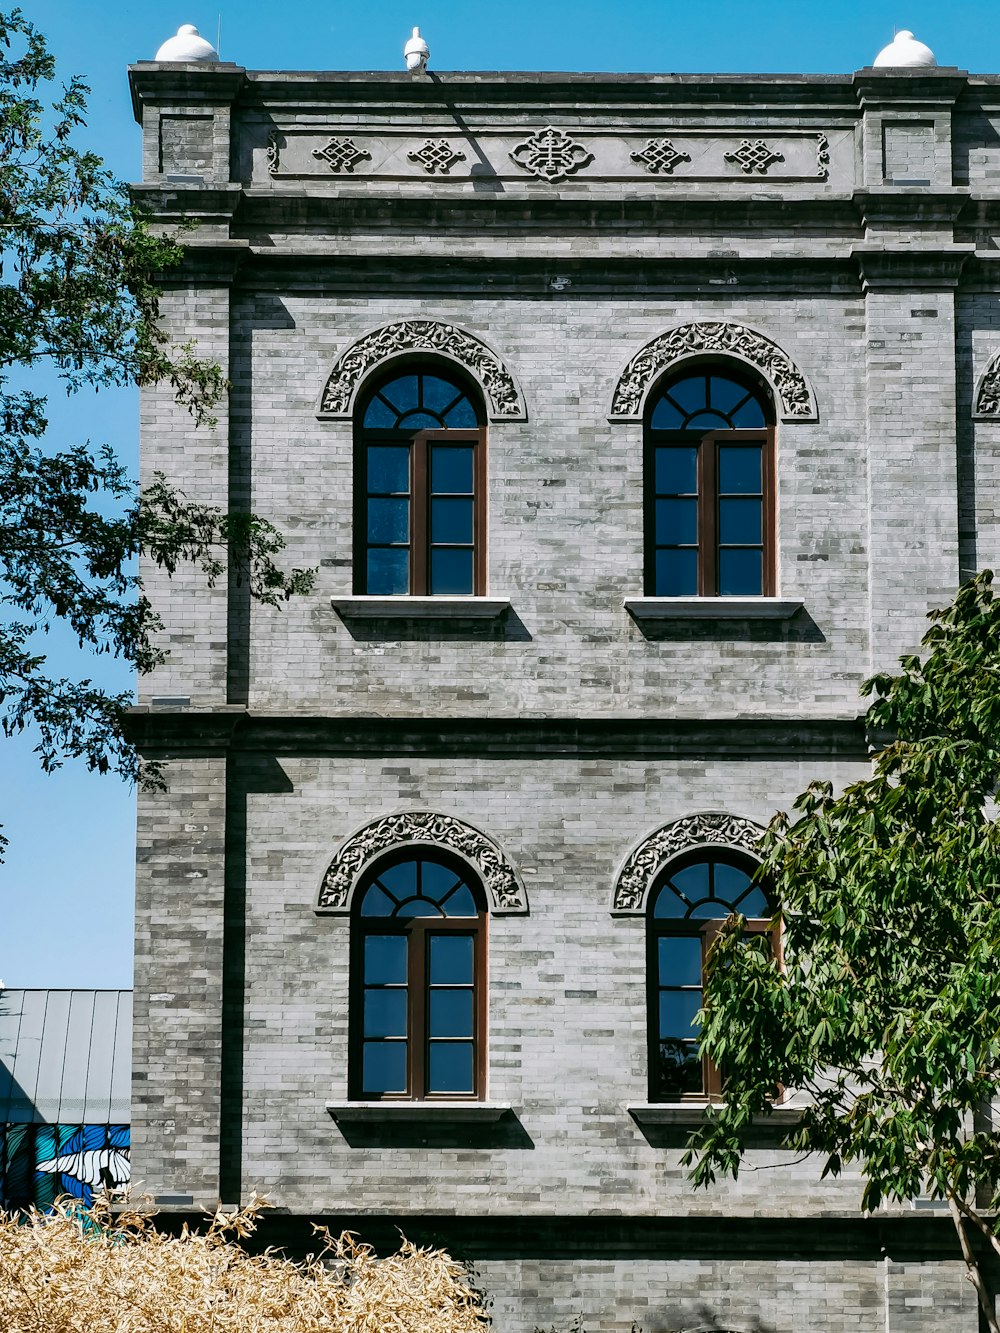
[
  {"x1": 684, "y1": 571, "x2": 1000, "y2": 1331},
  {"x1": 0, "y1": 8, "x2": 312, "y2": 855}
]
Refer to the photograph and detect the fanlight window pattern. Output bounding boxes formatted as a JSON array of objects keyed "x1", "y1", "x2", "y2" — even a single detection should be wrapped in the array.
[
  {"x1": 648, "y1": 852, "x2": 772, "y2": 1101},
  {"x1": 646, "y1": 370, "x2": 774, "y2": 597},
  {"x1": 355, "y1": 367, "x2": 486, "y2": 597},
  {"x1": 351, "y1": 853, "x2": 486, "y2": 1100}
]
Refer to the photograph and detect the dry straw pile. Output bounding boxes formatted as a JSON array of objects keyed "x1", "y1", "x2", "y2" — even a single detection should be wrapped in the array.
[{"x1": 0, "y1": 1196, "x2": 489, "y2": 1333}]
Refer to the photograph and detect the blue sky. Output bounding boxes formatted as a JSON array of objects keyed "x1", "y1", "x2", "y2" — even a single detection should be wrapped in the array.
[{"x1": 2, "y1": 0, "x2": 998, "y2": 987}]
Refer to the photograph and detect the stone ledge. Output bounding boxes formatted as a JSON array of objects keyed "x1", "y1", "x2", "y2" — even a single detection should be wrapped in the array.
[
  {"x1": 624, "y1": 596, "x2": 805, "y2": 620},
  {"x1": 327, "y1": 1101, "x2": 511, "y2": 1124},
  {"x1": 628, "y1": 1102, "x2": 805, "y2": 1127},
  {"x1": 331, "y1": 595, "x2": 511, "y2": 620}
]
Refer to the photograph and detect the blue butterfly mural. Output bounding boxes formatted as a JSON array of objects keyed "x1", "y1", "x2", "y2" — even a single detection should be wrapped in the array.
[{"x1": 0, "y1": 1123, "x2": 130, "y2": 1211}]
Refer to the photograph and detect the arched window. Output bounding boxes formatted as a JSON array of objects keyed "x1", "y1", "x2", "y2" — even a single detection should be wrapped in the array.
[
  {"x1": 354, "y1": 364, "x2": 487, "y2": 596},
  {"x1": 645, "y1": 368, "x2": 775, "y2": 597},
  {"x1": 350, "y1": 851, "x2": 487, "y2": 1100},
  {"x1": 648, "y1": 850, "x2": 772, "y2": 1101}
]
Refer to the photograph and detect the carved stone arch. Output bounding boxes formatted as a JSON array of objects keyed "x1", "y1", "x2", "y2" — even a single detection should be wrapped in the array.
[
  {"x1": 611, "y1": 811, "x2": 767, "y2": 915},
  {"x1": 974, "y1": 352, "x2": 1000, "y2": 418},
  {"x1": 317, "y1": 320, "x2": 527, "y2": 422},
  {"x1": 608, "y1": 321, "x2": 818, "y2": 423},
  {"x1": 315, "y1": 810, "x2": 528, "y2": 915}
]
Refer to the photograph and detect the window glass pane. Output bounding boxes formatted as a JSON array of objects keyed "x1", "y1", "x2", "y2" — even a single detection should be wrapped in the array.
[
  {"x1": 652, "y1": 884, "x2": 686, "y2": 918},
  {"x1": 428, "y1": 1041, "x2": 474, "y2": 1093},
  {"x1": 714, "y1": 862, "x2": 754, "y2": 903},
  {"x1": 654, "y1": 548, "x2": 697, "y2": 596},
  {"x1": 670, "y1": 862, "x2": 709, "y2": 898},
  {"x1": 650, "y1": 396, "x2": 683, "y2": 429},
  {"x1": 658, "y1": 935, "x2": 703, "y2": 987},
  {"x1": 735, "y1": 886, "x2": 771, "y2": 918},
  {"x1": 659, "y1": 990, "x2": 702, "y2": 1039},
  {"x1": 430, "y1": 547, "x2": 474, "y2": 594},
  {"x1": 359, "y1": 884, "x2": 396, "y2": 917},
  {"x1": 441, "y1": 884, "x2": 477, "y2": 917},
  {"x1": 431, "y1": 446, "x2": 474, "y2": 494},
  {"x1": 429, "y1": 934, "x2": 474, "y2": 984},
  {"x1": 379, "y1": 375, "x2": 419, "y2": 414},
  {"x1": 432, "y1": 498, "x2": 474, "y2": 545},
  {"x1": 364, "y1": 396, "x2": 398, "y2": 428},
  {"x1": 367, "y1": 446, "x2": 410, "y2": 494},
  {"x1": 684, "y1": 410, "x2": 730, "y2": 430},
  {"x1": 364, "y1": 989, "x2": 407, "y2": 1038},
  {"x1": 364, "y1": 935, "x2": 408, "y2": 985},
  {"x1": 421, "y1": 860, "x2": 462, "y2": 900},
  {"x1": 653, "y1": 1041, "x2": 703, "y2": 1098},
  {"x1": 444, "y1": 399, "x2": 478, "y2": 428},
  {"x1": 708, "y1": 376, "x2": 752, "y2": 414},
  {"x1": 719, "y1": 549, "x2": 763, "y2": 596},
  {"x1": 395, "y1": 898, "x2": 442, "y2": 918},
  {"x1": 421, "y1": 375, "x2": 465, "y2": 414},
  {"x1": 731, "y1": 398, "x2": 767, "y2": 428},
  {"x1": 363, "y1": 1041, "x2": 407, "y2": 1093},
  {"x1": 367, "y1": 498, "x2": 409, "y2": 544},
  {"x1": 366, "y1": 548, "x2": 409, "y2": 595},
  {"x1": 718, "y1": 446, "x2": 762, "y2": 494},
  {"x1": 664, "y1": 376, "x2": 708, "y2": 414},
  {"x1": 378, "y1": 861, "x2": 417, "y2": 896},
  {"x1": 719, "y1": 498, "x2": 762, "y2": 545},
  {"x1": 429, "y1": 989, "x2": 474, "y2": 1038},
  {"x1": 689, "y1": 900, "x2": 733, "y2": 919},
  {"x1": 655, "y1": 447, "x2": 697, "y2": 495},
  {"x1": 655, "y1": 498, "x2": 697, "y2": 546},
  {"x1": 398, "y1": 410, "x2": 441, "y2": 430}
]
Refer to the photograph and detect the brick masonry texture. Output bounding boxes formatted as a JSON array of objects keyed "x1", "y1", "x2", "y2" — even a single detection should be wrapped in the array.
[{"x1": 126, "y1": 64, "x2": 1000, "y2": 1330}]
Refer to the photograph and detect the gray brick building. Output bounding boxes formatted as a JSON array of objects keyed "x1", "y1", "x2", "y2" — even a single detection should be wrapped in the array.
[{"x1": 126, "y1": 35, "x2": 1000, "y2": 1332}]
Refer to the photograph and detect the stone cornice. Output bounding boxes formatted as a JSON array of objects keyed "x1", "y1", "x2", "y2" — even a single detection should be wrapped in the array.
[
  {"x1": 853, "y1": 242, "x2": 975, "y2": 291},
  {"x1": 123, "y1": 710, "x2": 868, "y2": 760}
]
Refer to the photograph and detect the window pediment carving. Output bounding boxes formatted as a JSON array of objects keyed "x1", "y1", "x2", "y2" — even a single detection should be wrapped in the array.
[
  {"x1": 613, "y1": 811, "x2": 766, "y2": 914},
  {"x1": 609, "y1": 323, "x2": 817, "y2": 423},
  {"x1": 318, "y1": 321, "x2": 526, "y2": 422},
  {"x1": 316, "y1": 811, "x2": 528, "y2": 914}
]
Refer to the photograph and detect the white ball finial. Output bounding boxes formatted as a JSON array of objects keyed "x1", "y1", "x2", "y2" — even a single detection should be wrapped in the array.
[
  {"x1": 404, "y1": 25, "x2": 429, "y2": 74},
  {"x1": 872, "y1": 30, "x2": 937, "y2": 68},
  {"x1": 154, "y1": 24, "x2": 220, "y2": 62}
]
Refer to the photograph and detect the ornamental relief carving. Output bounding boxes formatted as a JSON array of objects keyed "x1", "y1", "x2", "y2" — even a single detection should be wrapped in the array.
[
  {"x1": 613, "y1": 813, "x2": 766, "y2": 914},
  {"x1": 318, "y1": 320, "x2": 526, "y2": 421},
  {"x1": 975, "y1": 355, "x2": 1000, "y2": 416},
  {"x1": 316, "y1": 811, "x2": 528, "y2": 914},
  {"x1": 610, "y1": 321, "x2": 816, "y2": 422}
]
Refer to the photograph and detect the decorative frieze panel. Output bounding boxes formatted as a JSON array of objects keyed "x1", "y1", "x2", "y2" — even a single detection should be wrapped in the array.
[
  {"x1": 612, "y1": 812, "x2": 766, "y2": 914},
  {"x1": 319, "y1": 319, "x2": 526, "y2": 421},
  {"x1": 610, "y1": 321, "x2": 817, "y2": 422},
  {"x1": 316, "y1": 811, "x2": 528, "y2": 914},
  {"x1": 257, "y1": 127, "x2": 843, "y2": 186}
]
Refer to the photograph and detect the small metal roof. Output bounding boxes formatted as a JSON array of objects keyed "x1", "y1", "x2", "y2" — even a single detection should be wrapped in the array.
[{"x1": 0, "y1": 991, "x2": 132, "y2": 1124}]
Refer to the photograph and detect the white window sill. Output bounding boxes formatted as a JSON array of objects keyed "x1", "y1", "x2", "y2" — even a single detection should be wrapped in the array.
[
  {"x1": 326, "y1": 1100, "x2": 512, "y2": 1124},
  {"x1": 624, "y1": 597, "x2": 804, "y2": 621},
  {"x1": 628, "y1": 1102, "x2": 804, "y2": 1127},
  {"x1": 331, "y1": 596, "x2": 510, "y2": 620}
]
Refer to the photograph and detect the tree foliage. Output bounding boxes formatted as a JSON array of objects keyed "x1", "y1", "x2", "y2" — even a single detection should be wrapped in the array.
[
  {"x1": 684, "y1": 570, "x2": 1000, "y2": 1330},
  {"x1": 0, "y1": 8, "x2": 313, "y2": 854}
]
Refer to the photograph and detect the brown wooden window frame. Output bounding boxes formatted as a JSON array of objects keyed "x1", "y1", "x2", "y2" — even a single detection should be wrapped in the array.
[
  {"x1": 646, "y1": 849, "x2": 776, "y2": 1104},
  {"x1": 644, "y1": 367, "x2": 777, "y2": 598},
  {"x1": 354, "y1": 362, "x2": 488, "y2": 596},
  {"x1": 349, "y1": 852, "x2": 488, "y2": 1102}
]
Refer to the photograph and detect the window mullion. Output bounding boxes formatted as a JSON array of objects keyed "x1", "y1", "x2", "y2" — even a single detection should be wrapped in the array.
[
  {"x1": 409, "y1": 921, "x2": 428, "y2": 1098},
  {"x1": 411, "y1": 437, "x2": 428, "y2": 595},
  {"x1": 700, "y1": 436, "x2": 719, "y2": 596}
]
